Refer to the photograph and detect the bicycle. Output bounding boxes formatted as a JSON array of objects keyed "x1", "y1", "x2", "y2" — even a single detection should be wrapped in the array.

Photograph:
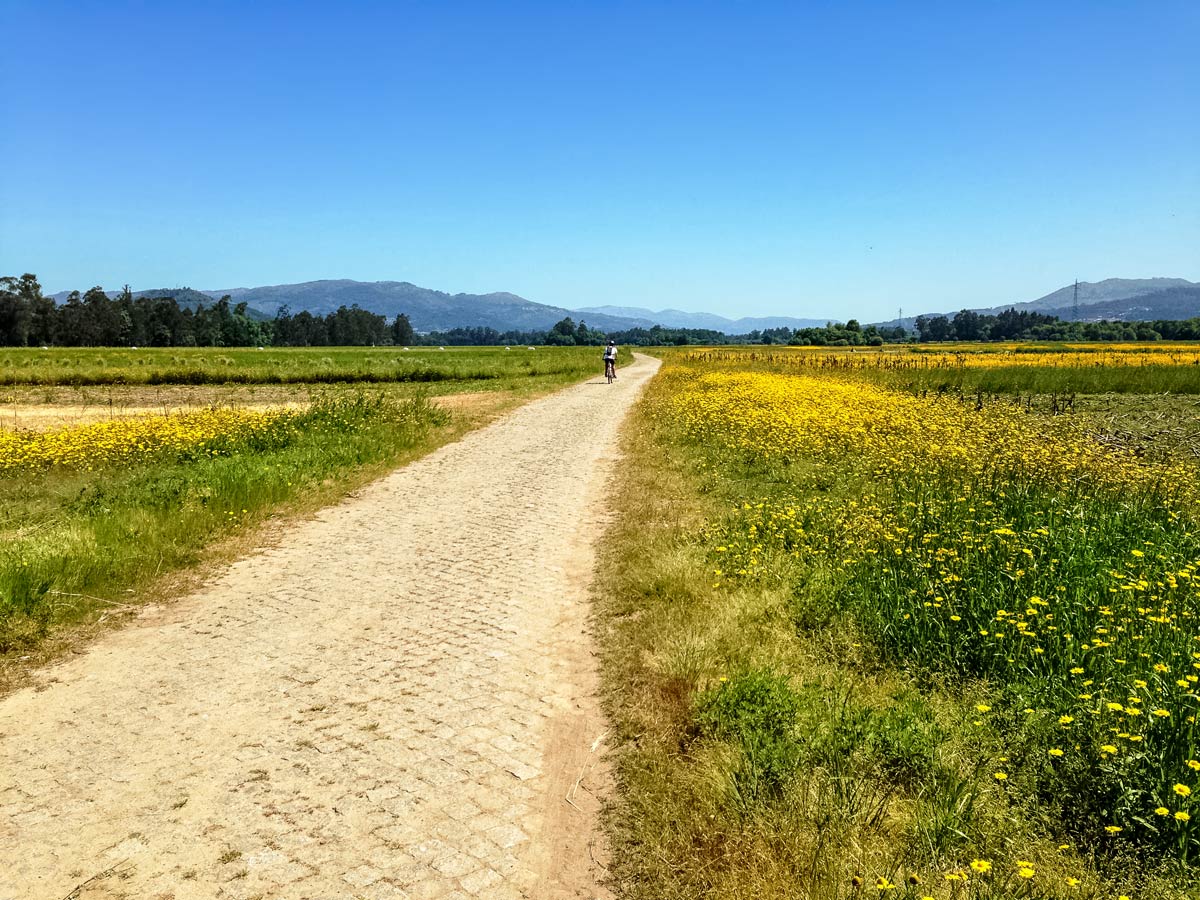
[{"x1": 604, "y1": 358, "x2": 616, "y2": 383}]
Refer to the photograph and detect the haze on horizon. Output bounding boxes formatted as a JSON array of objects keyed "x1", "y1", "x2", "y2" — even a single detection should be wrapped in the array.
[{"x1": 1, "y1": 1, "x2": 1197, "y2": 323}]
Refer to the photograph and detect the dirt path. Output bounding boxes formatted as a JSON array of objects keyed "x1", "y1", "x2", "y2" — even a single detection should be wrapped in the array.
[{"x1": 0, "y1": 354, "x2": 660, "y2": 900}]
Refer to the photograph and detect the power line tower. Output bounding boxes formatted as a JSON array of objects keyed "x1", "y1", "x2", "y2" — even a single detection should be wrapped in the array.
[{"x1": 1072, "y1": 280, "x2": 1080, "y2": 321}]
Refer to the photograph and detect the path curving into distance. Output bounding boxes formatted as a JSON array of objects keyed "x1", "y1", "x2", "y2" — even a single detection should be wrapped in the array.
[{"x1": 0, "y1": 353, "x2": 660, "y2": 900}]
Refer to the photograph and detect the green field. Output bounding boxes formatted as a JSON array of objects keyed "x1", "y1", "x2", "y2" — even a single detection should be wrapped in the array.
[{"x1": 0, "y1": 345, "x2": 628, "y2": 386}]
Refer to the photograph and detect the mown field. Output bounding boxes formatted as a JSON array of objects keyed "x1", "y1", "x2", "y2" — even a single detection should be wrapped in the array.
[
  {"x1": 0, "y1": 346, "x2": 620, "y2": 672},
  {"x1": 600, "y1": 344, "x2": 1200, "y2": 900},
  {"x1": 0, "y1": 345, "x2": 617, "y2": 386}
]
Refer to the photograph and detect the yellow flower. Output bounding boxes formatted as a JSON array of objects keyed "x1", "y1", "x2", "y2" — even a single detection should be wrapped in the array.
[
  {"x1": 1176, "y1": 810, "x2": 1191, "y2": 822},
  {"x1": 975, "y1": 704, "x2": 991, "y2": 713},
  {"x1": 969, "y1": 859, "x2": 991, "y2": 873},
  {"x1": 1156, "y1": 807, "x2": 1170, "y2": 816},
  {"x1": 1175, "y1": 784, "x2": 1192, "y2": 797},
  {"x1": 1048, "y1": 748, "x2": 1064, "y2": 757},
  {"x1": 993, "y1": 772, "x2": 1007, "y2": 781},
  {"x1": 1104, "y1": 825, "x2": 1122, "y2": 834}
]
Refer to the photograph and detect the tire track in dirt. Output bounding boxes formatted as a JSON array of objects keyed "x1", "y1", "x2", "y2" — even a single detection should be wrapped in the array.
[{"x1": 0, "y1": 354, "x2": 660, "y2": 900}]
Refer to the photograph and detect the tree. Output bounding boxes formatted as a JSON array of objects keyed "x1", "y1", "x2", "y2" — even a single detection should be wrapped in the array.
[
  {"x1": 546, "y1": 317, "x2": 578, "y2": 346},
  {"x1": 392, "y1": 313, "x2": 414, "y2": 346},
  {"x1": 952, "y1": 309, "x2": 984, "y2": 341},
  {"x1": 0, "y1": 275, "x2": 32, "y2": 345}
]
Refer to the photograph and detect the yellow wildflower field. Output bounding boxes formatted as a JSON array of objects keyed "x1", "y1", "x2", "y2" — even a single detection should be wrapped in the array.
[
  {"x1": 0, "y1": 406, "x2": 299, "y2": 475},
  {"x1": 634, "y1": 352, "x2": 1200, "y2": 893}
]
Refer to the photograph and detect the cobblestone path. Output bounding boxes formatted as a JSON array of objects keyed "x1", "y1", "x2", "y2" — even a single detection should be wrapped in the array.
[{"x1": 0, "y1": 355, "x2": 660, "y2": 900}]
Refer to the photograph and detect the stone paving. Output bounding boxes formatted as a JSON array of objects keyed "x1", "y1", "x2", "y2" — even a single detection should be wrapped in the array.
[{"x1": 0, "y1": 355, "x2": 659, "y2": 900}]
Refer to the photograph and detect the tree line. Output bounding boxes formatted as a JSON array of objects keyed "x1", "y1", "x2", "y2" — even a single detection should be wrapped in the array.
[
  {"x1": 5, "y1": 274, "x2": 1200, "y2": 348},
  {"x1": 911, "y1": 308, "x2": 1200, "y2": 342},
  {"x1": 0, "y1": 275, "x2": 415, "y2": 348}
]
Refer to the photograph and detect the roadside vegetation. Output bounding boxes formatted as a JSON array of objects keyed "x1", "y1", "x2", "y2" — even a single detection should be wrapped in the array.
[
  {"x1": 598, "y1": 347, "x2": 1200, "y2": 899},
  {"x1": 0, "y1": 345, "x2": 625, "y2": 387},
  {"x1": 0, "y1": 346, "x2": 619, "y2": 668}
]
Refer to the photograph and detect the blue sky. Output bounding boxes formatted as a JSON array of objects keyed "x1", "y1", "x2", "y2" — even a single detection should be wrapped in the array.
[{"x1": 1, "y1": 1, "x2": 1197, "y2": 321}]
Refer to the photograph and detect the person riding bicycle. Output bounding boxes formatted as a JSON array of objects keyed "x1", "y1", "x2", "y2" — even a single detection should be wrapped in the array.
[{"x1": 603, "y1": 341, "x2": 618, "y2": 380}]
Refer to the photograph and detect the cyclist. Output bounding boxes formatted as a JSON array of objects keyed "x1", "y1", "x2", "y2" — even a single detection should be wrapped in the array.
[{"x1": 603, "y1": 341, "x2": 618, "y2": 381}]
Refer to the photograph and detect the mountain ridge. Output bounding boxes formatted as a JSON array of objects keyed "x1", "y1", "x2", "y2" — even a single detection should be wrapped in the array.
[
  {"x1": 873, "y1": 278, "x2": 1200, "y2": 329},
  {"x1": 47, "y1": 276, "x2": 1200, "y2": 336},
  {"x1": 571, "y1": 305, "x2": 831, "y2": 332}
]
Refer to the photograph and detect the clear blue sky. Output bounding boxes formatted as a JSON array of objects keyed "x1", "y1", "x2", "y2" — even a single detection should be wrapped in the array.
[{"x1": 1, "y1": 1, "x2": 1197, "y2": 322}]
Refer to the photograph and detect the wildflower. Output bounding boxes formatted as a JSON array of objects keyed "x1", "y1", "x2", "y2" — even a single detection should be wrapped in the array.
[
  {"x1": 1175, "y1": 784, "x2": 1192, "y2": 797},
  {"x1": 969, "y1": 859, "x2": 991, "y2": 873},
  {"x1": 1177, "y1": 811, "x2": 1191, "y2": 822}
]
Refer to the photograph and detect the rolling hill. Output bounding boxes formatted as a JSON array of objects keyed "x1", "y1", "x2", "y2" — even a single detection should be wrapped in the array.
[
  {"x1": 572, "y1": 305, "x2": 830, "y2": 332},
  {"x1": 875, "y1": 278, "x2": 1200, "y2": 329},
  {"x1": 51, "y1": 280, "x2": 654, "y2": 333},
  {"x1": 1041, "y1": 284, "x2": 1200, "y2": 322},
  {"x1": 198, "y1": 280, "x2": 653, "y2": 332}
]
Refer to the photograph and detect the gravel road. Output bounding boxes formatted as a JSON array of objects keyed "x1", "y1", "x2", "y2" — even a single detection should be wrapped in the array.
[{"x1": 0, "y1": 354, "x2": 660, "y2": 900}]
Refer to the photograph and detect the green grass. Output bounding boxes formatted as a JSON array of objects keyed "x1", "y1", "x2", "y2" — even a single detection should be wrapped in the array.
[
  {"x1": 597, "y1": 364, "x2": 1197, "y2": 899},
  {"x1": 0, "y1": 345, "x2": 631, "y2": 386},
  {"x1": 877, "y1": 364, "x2": 1200, "y2": 396},
  {"x1": 0, "y1": 393, "x2": 450, "y2": 653}
]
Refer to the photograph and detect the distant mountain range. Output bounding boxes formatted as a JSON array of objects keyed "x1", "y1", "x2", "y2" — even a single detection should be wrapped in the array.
[
  {"x1": 49, "y1": 276, "x2": 1200, "y2": 336},
  {"x1": 52, "y1": 280, "x2": 655, "y2": 333},
  {"x1": 875, "y1": 278, "x2": 1200, "y2": 330},
  {"x1": 570, "y1": 305, "x2": 830, "y2": 332}
]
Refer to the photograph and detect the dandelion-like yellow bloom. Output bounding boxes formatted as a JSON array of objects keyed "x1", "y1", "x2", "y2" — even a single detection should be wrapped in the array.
[{"x1": 0, "y1": 406, "x2": 298, "y2": 474}]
